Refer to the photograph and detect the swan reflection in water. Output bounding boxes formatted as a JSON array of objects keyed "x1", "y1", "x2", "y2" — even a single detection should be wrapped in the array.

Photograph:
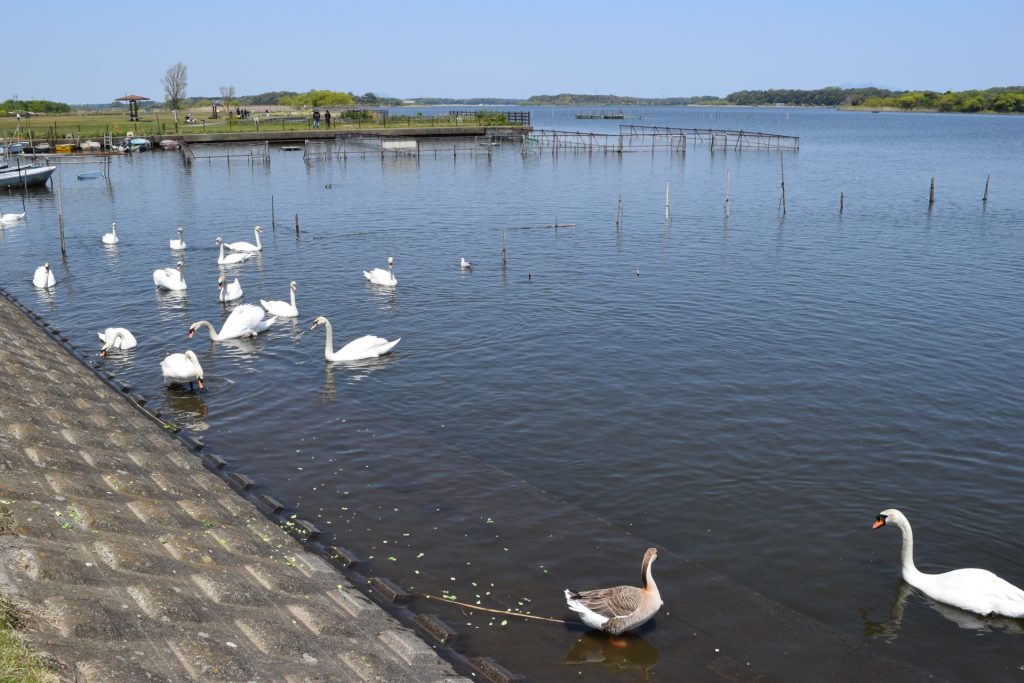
[
  {"x1": 861, "y1": 580, "x2": 1024, "y2": 641},
  {"x1": 154, "y1": 288, "x2": 189, "y2": 322},
  {"x1": 321, "y1": 356, "x2": 397, "y2": 401},
  {"x1": 162, "y1": 386, "x2": 209, "y2": 431},
  {"x1": 564, "y1": 632, "x2": 659, "y2": 682}
]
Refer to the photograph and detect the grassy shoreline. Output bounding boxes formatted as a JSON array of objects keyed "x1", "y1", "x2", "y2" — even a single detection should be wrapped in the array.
[{"x1": 1, "y1": 110, "x2": 516, "y2": 143}]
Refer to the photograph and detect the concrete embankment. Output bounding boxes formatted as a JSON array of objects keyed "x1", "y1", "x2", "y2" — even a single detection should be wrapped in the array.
[{"x1": 0, "y1": 291, "x2": 469, "y2": 682}]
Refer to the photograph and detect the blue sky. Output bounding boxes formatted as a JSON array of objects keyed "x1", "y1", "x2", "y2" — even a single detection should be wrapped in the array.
[{"x1": 7, "y1": 0, "x2": 1022, "y2": 103}]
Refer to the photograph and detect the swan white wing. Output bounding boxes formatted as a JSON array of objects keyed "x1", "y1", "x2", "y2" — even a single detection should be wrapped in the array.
[
  {"x1": 217, "y1": 303, "x2": 264, "y2": 339},
  {"x1": 260, "y1": 299, "x2": 297, "y2": 317},
  {"x1": 918, "y1": 568, "x2": 1024, "y2": 618},
  {"x1": 331, "y1": 335, "x2": 399, "y2": 361},
  {"x1": 364, "y1": 268, "x2": 397, "y2": 286},
  {"x1": 98, "y1": 327, "x2": 136, "y2": 349},
  {"x1": 226, "y1": 241, "x2": 258, "y2": 252},
  {"x1": 33, "y1": 266, "x2": 54, "y2": 288},
  {"x1": 1, "y1": 212, "x2": 26, "y2": 223},
  {"x1": 219, "y1": 278, "x2": 243, "y2": 302},
  {"x1": 170, "y1": 239, "x2": 186, "y2": 250},
  {"x1": 161, "y1": 353, "x2": 198, "y2": 383},
  {"x1": 153, "y1": 268, "x2": 186, "y2": 290}
]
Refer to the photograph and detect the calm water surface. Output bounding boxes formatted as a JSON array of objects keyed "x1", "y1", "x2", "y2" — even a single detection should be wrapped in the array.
[{"x1": 2, "y1": 107, "x2": 1023, "y2": 681}]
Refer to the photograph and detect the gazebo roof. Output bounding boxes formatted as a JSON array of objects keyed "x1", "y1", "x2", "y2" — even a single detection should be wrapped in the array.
[{"x1": 114, "y1": 94, "x2": 149, "y2": 102}]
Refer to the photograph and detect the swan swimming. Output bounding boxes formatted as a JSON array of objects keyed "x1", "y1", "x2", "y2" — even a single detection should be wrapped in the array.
[
  {"x1": 153, "y1": 261, "x2": 187, "y2": 290},
  {"x1": 97, "y1": 327, "x2": 137, "y2": 356},
  {"x1": 161, "y1": 349, "x2": 204, "y2": 390},
  {"x1": 216, "y1": 237, "x2": 254, "y2": 265},
  {"x1": 189, "y1": 303, "x2": 276, "y2": 340},
  {"x1": 309, "y1": 315, "x2": 400, "y2": 361},
  {"x1": 0, "y1": 212, "x2": 26, "y2": 224},
  {"x1": 32, "y1": 262, "x2": 55, "y2": 289},
  {"x1": 261, "y1": 280, "x2": 298, "y2": 318},
  {"x1": 873, "y1": 508, "x2": 1024, "y2": 618},
  {"x1": 364, "y1": 257, "x2": 397, "y2": 287},
  {"x1": 170, "y1": 226, "x2": 186, "y2": 250},
  {"x1": 225, "y1": 225, "x2": 263, "y2": 252},
  {"x1": 217, "y1": 275, "x2": 243, "y2": 302},
  {"x1": 101, "y1": 222, "x2": 118, "y2": 244}
]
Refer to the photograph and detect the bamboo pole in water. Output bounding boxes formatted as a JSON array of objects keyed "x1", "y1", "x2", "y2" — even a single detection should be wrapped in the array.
[
  {"x1": 724, "y1": 169, "x2": 731, "y2": 218},
  {"x1": 779, "y1": 152, "x2": 787, "y2": 216},
  {"x1": 57, "y1": 167, "x2": 66, "y2": 257},
  {"x1": 982, "y1": 175, "x2": 990, "y2": 204},
  {"x1": 929, "y1": 177, "x2": 935, "y2": 208},
  {"x1": 840, "y1": 191, "x2": 845, "y2": 215},
  {"x1": 294, "y1": 213, "x2": 300, "y2": 235},
  {"x1": 664, "y1": 181, "x2": 670, "y2": 220},
  {"x1": 271, "y1": 194, "x2": 275, "y2": 230}
]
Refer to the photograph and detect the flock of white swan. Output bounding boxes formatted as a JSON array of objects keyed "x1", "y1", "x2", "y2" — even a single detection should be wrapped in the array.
[
  {"x1": 30, "y1": 221, "x2": 429, "y2": 391},
  {"x1": 25, "y1": 222, "x2": 1024, "y2": 640}
]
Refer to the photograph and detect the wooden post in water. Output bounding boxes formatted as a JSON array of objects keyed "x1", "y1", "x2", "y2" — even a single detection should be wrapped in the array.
[
  {"x1": 724, "y1": 169, "x2": 731, "y2": 218},
  {"x1": 840, "y1": 191, "x2": 845, "y2": 215},
  {"x1": 294, "y1": 213, "x2": 300, "y2": 235},
  {"x1": 615, "y1": 195, "x2": 622, "y2": 229},
  {"x1": 929, "y1": 177, "x2": 935, "y2": 208},
  {"x1": 982, "y1": 175, "x2": 990, "y2": 205},
  {"x1": 664, "y1": 181, "x2": 670, "y2": 220},
  {"x1": 57, "y1": 167, "x2": 66, "y2": 257},
  {"x1": 271, "y1": 194, "x2": 276, "y2": 230},
  {"x1": 501, "y1": 229, "x2": 507, "y2": 267},
  {"x1": 779, "y1": 152, "x2": 787, "y2": 216}
]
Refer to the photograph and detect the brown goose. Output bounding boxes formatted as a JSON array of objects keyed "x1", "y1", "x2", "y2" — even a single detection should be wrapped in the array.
[{"x1": 564, "y1": 547, "x2": 663, "y2": 635}]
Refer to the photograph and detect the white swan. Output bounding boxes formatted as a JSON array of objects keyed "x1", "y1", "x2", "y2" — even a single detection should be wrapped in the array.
[
  {"x1": 189, "y1": 303, "x2": 276, "y2": 340},
  {"x1": 153, "y1": 261, "x2": 187, "y2": 291},
  {"x1": 101, "y1": 221, "x2": 118, "y2": 244},
  {"x1": 460, "y1": 257, "x2": 472, "y2": 270},
  {"x1": 225, "y1": 225, "x2": 263, "y2": 252},
  {"x1": 1, "y1": 212, "x2": 26, "y2": 224},
  {"x1": 216, "y1": 237, "x2": 253, "y2": 265},
  {"x1": 261, "y1": 281, "x2": 298, "y2": 318},
  {"x1": 309, "y1": 315, "x2": 400, "y2": 361},
  {"x1": 170, "y1": 226, "x2": 186, "y2": 250},
  {"x1": 217, "y1": 275, "x2": 243, "y2": 302},
  {"x1": 873, "y1": 508, "x2": 1024, "y2": 618},
  {"x1": 160, "y1": 349, "x2": 204, "y2": 390},
  {"x1": 97, "y1": 327, "x2": 137, "y2": 356},
  {"x1": 364, "y1": 257, "x2": 397, "y2": 287},
  {"x1": 32, "y1": 262, "x2": 55, "y2": 289}
]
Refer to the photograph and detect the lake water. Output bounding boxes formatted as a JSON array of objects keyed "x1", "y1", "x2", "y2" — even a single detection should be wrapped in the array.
[{"x1": 2, "y1": 106, "x2": 1023, "y2": 681}]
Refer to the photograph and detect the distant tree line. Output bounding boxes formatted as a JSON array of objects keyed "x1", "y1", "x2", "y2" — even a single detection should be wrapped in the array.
[
  {"x1": 524, "y1": 93, "x2": 724, "y2": 105},
  {"x1": 856, "y1": 86, "x2": 1024, "y2": 113},
  {"x1": 0, "y1": 99, "x2": 72, "y2": 114}
]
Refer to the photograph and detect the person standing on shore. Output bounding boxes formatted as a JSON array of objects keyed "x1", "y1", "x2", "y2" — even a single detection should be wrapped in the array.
[
  {"x1": 324, "y1": 110, "x2": 331, "y2": 129},
  {"x1": 312, "y1": 109, "x2": 321, "y2": 129}
]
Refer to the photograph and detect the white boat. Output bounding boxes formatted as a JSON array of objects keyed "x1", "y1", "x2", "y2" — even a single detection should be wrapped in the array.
[
  {"x1": 77, "y1": 171, "x2": 104, "y2": 180},
  {"x1": 159, "y1": 139, "x2": 180, "y2": 150},
  {"x1": 0, "y1": 164, "x2": 57, "y2": 188},
  {"x1": 79, "y1": 140, "x2": 101, "y2": 152}
]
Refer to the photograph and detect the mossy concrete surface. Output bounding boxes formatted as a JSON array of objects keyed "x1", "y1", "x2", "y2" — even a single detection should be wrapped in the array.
[{"x1": 0, "y1": 294, "x2": 467, "y2": 682}]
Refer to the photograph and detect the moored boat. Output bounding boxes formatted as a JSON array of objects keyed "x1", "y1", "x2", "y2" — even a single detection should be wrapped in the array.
[
  {"x1": 159, "y1": 139, "x2": 180, "y2": 150},
  {"x1": 0, "y1": 163, "x2": 57, "y2": 188},
  {"x1": 79, "y1": 140, "x2": 101, "y2": 151}
]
